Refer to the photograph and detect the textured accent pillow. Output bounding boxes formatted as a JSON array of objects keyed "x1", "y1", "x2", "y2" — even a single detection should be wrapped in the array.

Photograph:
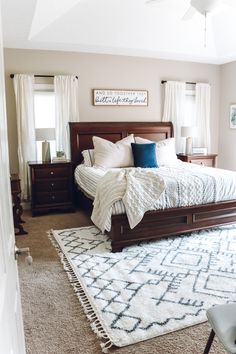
[
  {"x1": 93, "y1": 134, "x2": 135, "y2": 168},
  {"x1": 131, "y1": 143, "x2": 158, "y2": 168},
  {"x1": 134, "y1": 137, "x2": 177, "y2": 166},
  {"x1": 82, "y1": 149, "x2": 95, "y2": 166}
]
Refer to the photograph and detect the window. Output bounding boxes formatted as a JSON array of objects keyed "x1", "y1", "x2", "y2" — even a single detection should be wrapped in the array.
[
  {"x1": 184, "y1": 85, "x2": 196, "y2": 125},
  {"x1": 184, "y1": 85, "x2": 197, "y2": 146},
  {"x1": 34, "y1": 85, "x2": 56, "y2": 160}
]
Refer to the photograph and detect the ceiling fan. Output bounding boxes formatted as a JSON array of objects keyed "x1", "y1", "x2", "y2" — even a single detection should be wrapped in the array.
[
  {"x1": 146, "y1": 0, "x2": 235, "y2": 47},
  {"x1": 146, "y1": 0, "x2": 233, "y2": 20}
]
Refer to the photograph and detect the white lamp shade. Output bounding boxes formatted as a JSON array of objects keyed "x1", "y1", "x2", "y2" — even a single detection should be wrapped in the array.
[
  {"x1": 35, "y1": 128, "x2": 55, "y2": 141},
  {"x1": 181, "y1": 126, "x2": 196, "y2": 138}
]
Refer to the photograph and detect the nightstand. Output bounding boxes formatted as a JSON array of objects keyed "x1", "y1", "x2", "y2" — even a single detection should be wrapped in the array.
[
  {"x1": 177, "y1": 153, "x2": 217, "y2": 167},
  {"x1": 28, "y1": 161, "x2": 74, "y2": 216}
]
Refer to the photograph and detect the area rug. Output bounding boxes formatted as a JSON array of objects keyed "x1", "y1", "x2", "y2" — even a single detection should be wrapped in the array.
[{"x1": 50, "y1": 225, "x2": 236, "y2": 352}]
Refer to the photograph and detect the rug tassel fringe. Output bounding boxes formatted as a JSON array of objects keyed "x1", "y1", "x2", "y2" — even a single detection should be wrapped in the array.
[
  {"x1": 48, "y1": 230, "x2": 114, "y2": 353},
  {"x1": 101, "y1": 339, "x2": 113, "y2": 353}
]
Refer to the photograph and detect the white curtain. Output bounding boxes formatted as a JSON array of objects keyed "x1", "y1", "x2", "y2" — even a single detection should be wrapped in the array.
[
  {"x1": 54, "y1": 75, "x2": 79, "y2": 159},
  {"x1": 13, "y1": 74, "x2": 36, "y2": 201},
  {"x1": 195, "y1": 83, "x2": 211, "y2": 150},
  {"x1": 162, "y1": 81, "x2": 186, "y2": 153}
]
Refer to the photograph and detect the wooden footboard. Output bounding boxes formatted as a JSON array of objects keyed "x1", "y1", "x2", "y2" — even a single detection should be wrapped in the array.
[{"x1": 109, "y1": 200, "x2": 236, "y2": 252}]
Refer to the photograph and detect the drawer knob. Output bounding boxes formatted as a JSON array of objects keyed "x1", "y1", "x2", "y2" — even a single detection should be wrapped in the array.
[
  {"x1": 51, "y1": 183, "x2": 54, "y2": 187},
  {"x1": 200, "y1": 162, "x2": 205, "y2": 166},
  {"x1": 52, "y1": 195, "x2": 55, "y2": 200},
  {"x1": 50, "y1": 171, "x2": 54, "y2": 175}
]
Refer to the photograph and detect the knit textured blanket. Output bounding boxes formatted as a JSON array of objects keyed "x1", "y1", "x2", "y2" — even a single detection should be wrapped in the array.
[{"x1": 91, "y1": 168, "x2": 166, "y2": 231}]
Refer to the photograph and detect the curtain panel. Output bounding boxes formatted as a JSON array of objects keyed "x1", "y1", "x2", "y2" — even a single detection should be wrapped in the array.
[
  {"x1": 162, "y1": 81, "x2": 211, "y2": 153},
  {"x1": 195, "y1": 83, "x2": 211, "y2": 150},
  {"x1": 162, "y1": 81, "x2": 186, "y2": 153},
  {"x1": 54, "y1": 75, "x2": 79, "y2": 159},
  {"x1": 13, "y1": 74, "x2": 36, "y2": 200}
]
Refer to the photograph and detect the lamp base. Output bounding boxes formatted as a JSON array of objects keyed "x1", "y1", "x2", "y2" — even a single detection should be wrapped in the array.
[
  {"x1": 186, "y1": 137, "x2": 193, "y2": 155},
  {"x1": 42, "y1": 141, "x2": 51, "y2": 162}
]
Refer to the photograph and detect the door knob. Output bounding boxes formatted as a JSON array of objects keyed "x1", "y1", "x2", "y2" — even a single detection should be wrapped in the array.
[{"x1": 15, "y1": 246, "x2": 33, "y2": 265}]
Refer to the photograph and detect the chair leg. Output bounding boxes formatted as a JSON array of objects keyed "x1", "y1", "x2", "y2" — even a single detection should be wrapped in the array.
[{"x1": 204, "y1": 329, "x2": 215, "y2": 354}]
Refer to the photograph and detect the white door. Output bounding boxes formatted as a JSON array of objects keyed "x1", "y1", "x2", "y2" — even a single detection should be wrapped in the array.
[{"x1": 0, "y1": 5, "x2": 26, "y2": 354}]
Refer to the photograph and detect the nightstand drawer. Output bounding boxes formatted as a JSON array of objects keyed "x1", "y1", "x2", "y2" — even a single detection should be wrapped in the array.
[
  {"x1": 34, "y1": 166, "x2": 70, "y2": 179},
  {"x1": 35, "y1": 191, "x2": 70, "y2": 204},
  {"x1": 35, "y1": 179, "x2": 70, "y2": 192},
  {"x1": 189, "y1": 158, "x2": 214, "y2": 167}
]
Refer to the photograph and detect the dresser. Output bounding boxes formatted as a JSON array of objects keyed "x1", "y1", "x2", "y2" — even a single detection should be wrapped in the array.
[
  {"x1": 28, "y1": 161, "x2": 74, "y2": 216},
  {"x1": 177, "y1": 154, "x2": 217, "y2": 167}
]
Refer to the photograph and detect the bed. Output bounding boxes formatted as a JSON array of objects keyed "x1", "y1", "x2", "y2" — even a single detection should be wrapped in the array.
[{"x1": 69, "y1": 121, "x2": 236, "y2": 252}]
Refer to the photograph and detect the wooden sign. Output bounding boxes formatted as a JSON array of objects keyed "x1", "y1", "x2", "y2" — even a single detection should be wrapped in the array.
[{"x1": 93, "y1": 89, "x2": 148, "y2": 106}]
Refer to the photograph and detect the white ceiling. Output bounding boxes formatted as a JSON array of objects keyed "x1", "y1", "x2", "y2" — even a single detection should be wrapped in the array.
[{"x1": 2, "y1": 0, "x2": 236, "y2": 64}]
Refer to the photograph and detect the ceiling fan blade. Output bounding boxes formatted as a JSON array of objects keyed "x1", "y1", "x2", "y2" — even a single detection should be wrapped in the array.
[{"x1": 182, "y1": 6, "x2": 198, "y2": 20}]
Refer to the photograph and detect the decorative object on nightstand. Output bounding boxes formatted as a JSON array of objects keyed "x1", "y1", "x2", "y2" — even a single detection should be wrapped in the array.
[
  {"x1": 177, "y1": 153, "x2": 217, "y2": 167},
  {"x1": 28, "y1": 161, "x2": 74, "y2": 216},
  {"x1": 52, "y1": 150, "x2": 67, "y2": 162},
  {"x1": 56, "y1": 150, "x2": 66, "y2": 158},
  {"x1": 35, "y1": 128, "x2": 56, "y2": 162},
  {"x1": 181, "y1": 126, "x2": 196, "y2": 155},
  {"x1": 10, "y1": 174, "x2": 28, "y2": 235},
  {"x1": 192, "y1": 147, "x2": 208, "y2": 155}
]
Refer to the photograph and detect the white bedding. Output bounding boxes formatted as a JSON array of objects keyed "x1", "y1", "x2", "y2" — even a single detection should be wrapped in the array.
[{"x1": 74, "y1": 162, "x2": 236, "y2": 232}]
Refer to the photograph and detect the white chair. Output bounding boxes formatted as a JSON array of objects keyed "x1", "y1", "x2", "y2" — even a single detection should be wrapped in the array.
[{"x1": 204, "y1": 303, "x2": 236, "y2": 354}]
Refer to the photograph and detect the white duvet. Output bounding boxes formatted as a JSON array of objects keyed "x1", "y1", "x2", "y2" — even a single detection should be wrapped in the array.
[{"x1": 75, "y1": 162, "x2": 236, "y2": 232}]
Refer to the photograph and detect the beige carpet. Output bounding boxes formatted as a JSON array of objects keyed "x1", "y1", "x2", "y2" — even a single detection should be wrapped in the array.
[{"x1": 16, "y1": 210, "x2": 224, "y2": 354}]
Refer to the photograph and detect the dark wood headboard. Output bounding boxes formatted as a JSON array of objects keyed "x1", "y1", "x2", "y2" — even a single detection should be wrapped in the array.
[{"x1": 69, "y1": 121, "x2": 173, "y2": 167}]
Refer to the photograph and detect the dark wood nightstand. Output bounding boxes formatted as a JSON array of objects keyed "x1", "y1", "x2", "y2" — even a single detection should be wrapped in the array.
[
  {"x1": 28, "y1": 161, "x2": 74, "y2": 216},
  {"x1": 177, "y1": 153, "x2": 217, "y2": 167}
]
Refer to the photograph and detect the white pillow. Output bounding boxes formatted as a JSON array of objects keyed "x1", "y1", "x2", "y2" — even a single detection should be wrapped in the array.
[
  {"x1": 93, "y1": 135, "x2": 135, "y2": 168},
  {"x1": 134, "y1": 137, "x2": 177, "y2": 166},
  {"x1": 82, "y1": 149, "x2": 95, "y2": 166}
]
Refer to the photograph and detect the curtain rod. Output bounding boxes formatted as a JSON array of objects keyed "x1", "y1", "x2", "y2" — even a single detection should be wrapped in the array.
[
  {"x1": 161, "y1": 80, "x2": 196, "y2": 85},
  {"x1": 10, "y1": 74, "x2": 78, "y2": 79}
]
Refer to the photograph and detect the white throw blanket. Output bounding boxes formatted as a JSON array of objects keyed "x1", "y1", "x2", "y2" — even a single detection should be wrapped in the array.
[{"x1": 91, "y1": 168, "x2": 166, "y2": 231}]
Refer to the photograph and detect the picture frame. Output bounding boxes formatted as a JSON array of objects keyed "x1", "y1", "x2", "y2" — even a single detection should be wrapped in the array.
[
  {"x1": 192, "y1": 147, "x2": 208, "y2": 155},
  {"x1": 93, "y1": 89, "x2": 148, "y2": 106},
  {"x1": 230, "y1": 104, "x2": 236, "y2": 129}
]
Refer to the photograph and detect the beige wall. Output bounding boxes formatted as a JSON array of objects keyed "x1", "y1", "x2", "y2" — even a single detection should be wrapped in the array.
[
  {"x1": 218, "y1": 62, "x2": 236, "y2": 171},
  {"x1": 4, "y1": 48, "x2": 220, "y2": 173}
]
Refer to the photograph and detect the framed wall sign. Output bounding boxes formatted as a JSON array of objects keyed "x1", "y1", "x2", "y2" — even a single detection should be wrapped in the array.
[
  {"x1": 93, "y1": 89, "x2": 148, "y2": 106},
  {"x1": 230, "y1": 104, "x2": 236, "y2": 129}
]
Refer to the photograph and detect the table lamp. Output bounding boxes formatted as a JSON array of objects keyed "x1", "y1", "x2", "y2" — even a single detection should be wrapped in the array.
[
  {"x1": 35, "y1": 128, "x2": 56, "y2": 162},
  {"x1": 181, "y1": 126, "x2": 196, "y2": 155}
]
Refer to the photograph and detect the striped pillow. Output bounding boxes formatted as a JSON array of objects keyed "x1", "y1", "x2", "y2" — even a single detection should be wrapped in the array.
[{"x1": 82, "y1": 149, "x2": 95, "y2": 166}]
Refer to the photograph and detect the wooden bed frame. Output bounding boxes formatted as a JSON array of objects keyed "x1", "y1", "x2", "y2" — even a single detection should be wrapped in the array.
[{"x1": 69, "y1": 121, "x2": 236, "y2": 252}]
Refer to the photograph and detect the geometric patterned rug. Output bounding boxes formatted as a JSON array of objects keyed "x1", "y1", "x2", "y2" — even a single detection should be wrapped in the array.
[{"x1": 50, "y1": 225, "x2": 236, "y2": 352}]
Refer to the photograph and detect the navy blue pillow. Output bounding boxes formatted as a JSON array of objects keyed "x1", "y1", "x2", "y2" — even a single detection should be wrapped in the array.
[{"x1": 131, "y1": 143, "x2": 158, "y2": 168}]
